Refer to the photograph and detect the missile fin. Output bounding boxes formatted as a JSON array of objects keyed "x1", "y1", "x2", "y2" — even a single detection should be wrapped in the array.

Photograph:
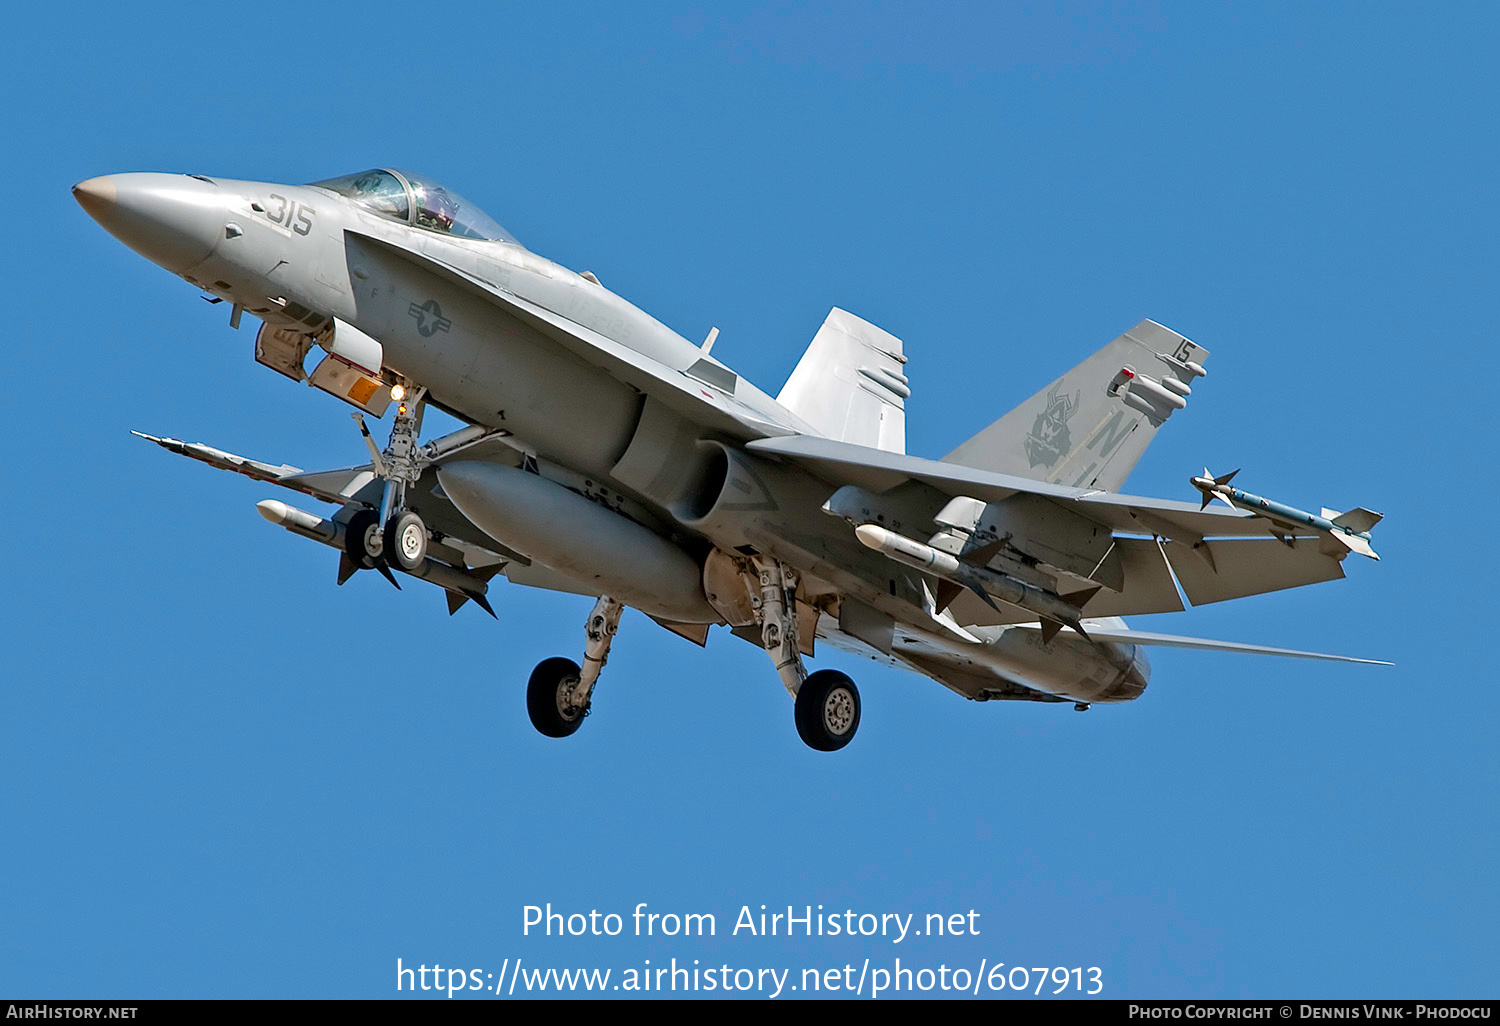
[
  {"x1": 934, "y1": 579, "x2": 964, "y2": 614},
  {"x1": 470, "y1": 591, "x2": 498, "y2": 619},
  {"x1": 337, "y1": 553, "x2": 360, "y2": 586},
  {"x1": 959, "y1": 538, "x2": 1006, "y2": 567},
  {"x1": 1033, "y1": 618, "x2": 1094, "y2": 644},
  {"x1": 446, "y1": 590, "x2": 468, "y2": 616},
  {"x1": 966, "y1": 580, "x2": 1002, "y2": 613},
  {"x1": 375, "y1": 563, "x2": 402, "y2": 590},
  {"x1": 1332, "y1": 507, "x2": 1383, "y2": 533},
  {"x1": 1325, "y1": 531, "x2": 1381, "y2": 561},
  {"x1": 1197, "y1": 468, "x2": 1239, "y2": 509},
  {"x1": 1063, "y1": 585, "x2": 1101, "y2": 610}
]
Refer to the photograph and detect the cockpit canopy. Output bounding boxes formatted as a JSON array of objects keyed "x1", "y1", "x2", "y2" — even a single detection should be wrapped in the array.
[{"x1": 308, "y1": 169, "x2": 518, "y2": 244}]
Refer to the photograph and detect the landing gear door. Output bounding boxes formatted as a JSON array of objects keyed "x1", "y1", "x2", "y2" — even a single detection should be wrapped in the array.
[
  {"x1": 255, "y1": 322, "x2": 314, "y2": 382},
  {"x1": 308, "y1": 354, "x2": 392, "y2": 417}
]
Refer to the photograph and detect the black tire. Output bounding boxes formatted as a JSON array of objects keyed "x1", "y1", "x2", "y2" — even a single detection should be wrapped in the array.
[
  {"x1": 384, "y1": 510, "x2": 427, "y2": 571},
  {"x1": 343, "y1": 508, "x2": 382, "y2": 568},
  {"x1": 527, "y1": 657, "x2": 587, "y2": 738},
  {"x1": 794, "y1": 669, "x2": 861, "y2": 751}
]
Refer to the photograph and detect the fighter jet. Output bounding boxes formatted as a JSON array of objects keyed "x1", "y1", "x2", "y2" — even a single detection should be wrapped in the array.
[{"x1": 74, "y1": 168, "x2": 1387, "y2": 751}]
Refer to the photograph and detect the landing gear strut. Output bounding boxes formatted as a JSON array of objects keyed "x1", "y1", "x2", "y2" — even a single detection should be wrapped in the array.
[
  {"x1": 346, "y1": 384, "x2": 431, "y2": 580},
  {"x1": 527, "y1": 596, "x2": 623, "y2": 739},
  {"x1": 747, "y1": 555, "x2": 862, "y2": 751},
  {"x1": 375, "y1": 384, "x2": 429, "y2": 555},
  {"x1": 752, "y1": 556, "x2": 807, "y2": 697}
]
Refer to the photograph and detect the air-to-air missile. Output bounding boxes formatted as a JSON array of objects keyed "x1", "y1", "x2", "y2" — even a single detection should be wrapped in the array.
[
  {"x1": 255, "y1": 498, "x2": 499, "y2": 615},
  {"x1": 853, "y1": 523, "x2": 1096, "y2": 642},
  {"x1": 1189, "y1": 469, "x2": 1382, "y2": 560}
]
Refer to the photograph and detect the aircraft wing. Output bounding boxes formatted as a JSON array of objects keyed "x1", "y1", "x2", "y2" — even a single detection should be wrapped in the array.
[
  {"x1": 747, "y1": 433, "x2": 1300, "y2": 541},
  {"x1": 345, "y1": 232, "x2": 800, "y2": 443},
  {"x1": 746, "y1": 433, "x2": 1353, "y2": 622},
  {"x1": 131, "y1": 430, "x2": 606, "y2": 600},
  {"x1": 130, "y1": 431, "x2": 378, "y2": 505}
]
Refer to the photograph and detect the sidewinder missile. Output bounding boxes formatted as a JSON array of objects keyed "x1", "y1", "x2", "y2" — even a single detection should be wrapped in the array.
[
  {"x1": 256, "y1": 499, "x2": 498, "y2": 614},
  {"x1": 854, "y1": 523, "x2": 1096, "y2": 642},
  {"x1": 1188, "y1": 469, "x2": 1382, "y2": 560}
]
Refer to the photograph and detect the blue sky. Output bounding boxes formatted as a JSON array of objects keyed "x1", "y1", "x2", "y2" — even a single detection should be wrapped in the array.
[{"x1": 2, "y1": 1, "x2": 1494, "y2": 1000}]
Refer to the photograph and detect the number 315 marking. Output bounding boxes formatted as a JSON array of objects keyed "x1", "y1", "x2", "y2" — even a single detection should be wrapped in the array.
[{"x1": 265, "y1": 193, "x2": 314, "y2": 235}]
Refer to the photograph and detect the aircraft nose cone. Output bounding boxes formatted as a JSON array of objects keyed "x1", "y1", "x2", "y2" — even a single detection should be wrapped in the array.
[
  {"x1": 72, "y1": 176, "x2": 117, "y2": 219},
  {"x1": 73, "y1": 172, "x2": 224, "y2": 273}
]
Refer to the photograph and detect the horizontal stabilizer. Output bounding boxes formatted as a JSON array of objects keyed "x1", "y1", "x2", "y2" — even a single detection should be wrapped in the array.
[{"x1": 1067, "y1": 624, "x2": 1391, "y2": 665}]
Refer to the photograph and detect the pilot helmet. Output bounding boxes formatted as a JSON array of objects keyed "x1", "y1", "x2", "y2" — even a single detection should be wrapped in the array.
[{"x1": 415, "y1": 184, "x2": 458, "y2": 232}]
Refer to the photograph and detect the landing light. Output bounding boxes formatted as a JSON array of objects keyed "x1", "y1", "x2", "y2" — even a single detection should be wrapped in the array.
[{"x1": 390, "y1": 384, "x2": 406, "y2": 401}]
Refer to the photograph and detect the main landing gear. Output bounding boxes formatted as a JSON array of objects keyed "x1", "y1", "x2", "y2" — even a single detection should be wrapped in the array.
[
  {"x1": 522, "y1": 559, "x2": 862, "y2": 752},
  {"x1": 795, "y1": 669, "x2": 862, "y2": 752},
  {"x1": 750, "y1": 555, "x2": 861, "y2": 752},
  {"x1": 527, "y1": 597, "x2": 624, "y2": 738}
]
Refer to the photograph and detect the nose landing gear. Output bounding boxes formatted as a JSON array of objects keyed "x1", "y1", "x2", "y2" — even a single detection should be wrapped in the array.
[
  {"x1": 344, "y1": 383, "x2": 432, "y2": 583},
  {"x1": 384, "y1": 509, "x2": 428, "y2": 571}
]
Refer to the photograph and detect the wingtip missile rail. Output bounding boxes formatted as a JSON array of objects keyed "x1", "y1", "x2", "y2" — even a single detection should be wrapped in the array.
[{"x1": 1188, "y1": 469, "x2": 1382, "y2": 560}]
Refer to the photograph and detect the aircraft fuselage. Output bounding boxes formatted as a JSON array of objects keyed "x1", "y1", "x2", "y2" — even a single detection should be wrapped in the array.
[{"x1": 75, "y1": 170, "x2": 1153, "y2": 712}]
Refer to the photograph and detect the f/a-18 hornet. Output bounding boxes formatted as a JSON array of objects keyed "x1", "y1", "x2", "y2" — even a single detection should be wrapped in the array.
[{"x1": 75, "y1": 168, "x2": 1387, "y2": 751}]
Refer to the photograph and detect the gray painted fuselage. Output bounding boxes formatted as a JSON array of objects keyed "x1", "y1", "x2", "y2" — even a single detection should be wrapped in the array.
[{"x1": 79, "y1": 170, "x2": 1152, "y2": 705}]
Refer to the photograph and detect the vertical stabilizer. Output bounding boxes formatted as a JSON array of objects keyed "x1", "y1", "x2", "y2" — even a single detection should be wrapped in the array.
[
  {"x1": 778, "y1": 308, "x2": 908, "y2": 454},
  {"x1": 942, "y1": 320, "x2": 1208, "y2": 491}
]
